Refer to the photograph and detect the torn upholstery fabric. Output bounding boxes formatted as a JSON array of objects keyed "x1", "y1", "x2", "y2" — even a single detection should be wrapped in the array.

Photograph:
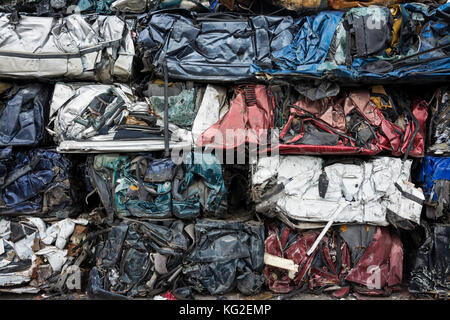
[{"x1": 252, "y1": 155, "x2": 424, "y2": 228}]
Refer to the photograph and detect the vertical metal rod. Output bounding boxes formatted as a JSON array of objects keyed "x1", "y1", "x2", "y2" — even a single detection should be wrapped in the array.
[
  {"x1": 306, "y1": 202, "x2": 347, "y2": 256},
  {"x1": 163, "y1": 59, "x2": 170, "y2": 158}
]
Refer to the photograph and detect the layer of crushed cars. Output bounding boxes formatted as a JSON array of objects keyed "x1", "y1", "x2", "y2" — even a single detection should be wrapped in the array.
[{"x1": 0, "y1": 0, "x2": 448, "y2": 300}]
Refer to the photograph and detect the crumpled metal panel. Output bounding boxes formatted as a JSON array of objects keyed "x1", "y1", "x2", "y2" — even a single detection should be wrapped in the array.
[
  {"x1": 89, "y1": 218, "x2": 265, "y2": 298},
  {"x1": 418, "y1": 157, "x2": 450, "y2": 197},
  {"x1": 48, "y1": 82, "x2": 197, "y2": 153},
  {"x1": 182, "y1": 219, "x2": 265, "y2": 296},
  {"x1": 215, "y1": 0, "x2": 414, "y2": 12},
  {"x1": 264, "y1": 221, "x2": 351, "y2": 296},
  {"x1": 88, "y1": 220, "x2": 191, "y2": 299},
  {"x1": 327, "y1": 0, "x2": 401, "y2": 9},
  {"x1": 264, "y1": 222, "x2": 403, "y2": 297},
  {"x1": 148, "y1": 87, "x2": 196, "y2": 128},
  {"x1": 137, "y1": 4, "x2": 449, "y2": 82},
  {"x1": 417, "y1": 156, "x2": 450, "y2": 220},
  {"x1": 88, "y1": 152, "x2": 227, "y2": 221},
  {"x1": 0, "y1": 149, "x2": 79, "y2": 217},
  {"x1": 0, "y1": 14, "x2": 134, "y2": 82},
  {"x1": 252, "y1": 155, "x2": 424, "y2": 228},
  {"x1": 428, "y1": 87, "x2": 449, "y2": 155},
  {"x1": 278, "y1": 87, "x2": 428, "y2": 156},
  {"x1": 253, "y1": 3, "x2": 450, "y2": 82},
  {"x1": 0, "y1": 216, "x2": 90, "y2": 293},
  {"x1": 191, "y1": 84, "x2": 228, "y2": 142},
  {"x1": 0, "y1": 0, "x2": 149, "y2": 15},
  {"x1": 343, "y1": 226, "x2": 403, "y2": 296},
  {"x1": 0, "y1": 83, "x2": 51, "y2": 147},
  {"x1": 49, "y1": 83, "x2": 161, "y2": 142},
  {"x1": 196, "y1": 84, "x2": 275, "y2": 149},
  {"x1": 136, "y1": 9, "x2": 297, "y2": 81},
  {"x1": 409, "y1": 224, "x2": 450, "y2": 296}
]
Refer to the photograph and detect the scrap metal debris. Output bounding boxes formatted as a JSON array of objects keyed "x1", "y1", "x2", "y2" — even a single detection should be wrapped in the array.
[
  {"x1": 251, "y1": 155, "x2": 424, "y2": 228},
  {"x1": 0, "y1": 0, "x2": 448, "y2": 301}
]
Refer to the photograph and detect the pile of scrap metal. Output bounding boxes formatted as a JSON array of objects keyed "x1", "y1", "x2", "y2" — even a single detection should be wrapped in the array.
[
  {"x1": 275, "y1": 85, "x2": 428, "y2": 157},
  {"x1": 136, "y1": 3, "x2": 450, "y2": 82},
  {"x1": 408, "y1": 156, "x2": 449, "y2": 298},
  {"x1": 88, "y1": 218, "x2": 264, "y2": 299},
  {"x1": 0, "y1": 0, "x2": 209, "y2": 15},
  {"x1": 407, "y1": 90, "x2": 449, "y2": 298},
  {"x1": 252, "y1": 154, "x2": 421, "y2": 297},
  {"x1": 0, "y1": 147, "x2": 96, "y2": 295},
  {"x1": 0, "y1": 216, "x2": 90, "y2": 294},
  {"x1": 211, "y1": 0, "x2": 448, "y2": 13},
  {"x1": 195, "y1": 84, "x2": 275, "y2": 150},
  {"x1": 0, "y1": 82, "x2": 52, "y2": 148},
  {"x1": 409, "y1": 223, "x2": 449, "y2": 298},
  {"x1": 0, "y1": 148, "x2": 82, "y2": 217},
  {"x1": 0, "y1": 0, "x2": 449, "y2": 301},
  {"x1": 181, "y1": 83, "x2": 430, "y2": 158},
  {"x1": 264, "y1": 222, "x2": 403, "y2": 298},
  {"x1": 86, "y1": 152, "x2": 228, "y2": 222},
  {"x1": 0, "y1": 13, "x2": 134, "y2": 82},
  {"x1": 251, "y1": 155, "x2": 423, "y2": 228},
  {"x1": 427, "y1": 87, "x2": 449, "y2": 155},
  {"x1": 84, "y1": 150, "x2": 263, "y2": 299},
  {"x1": 47, "y1": 82, "x2": 192, "y2": 153},
  {"x1": 417, "y1": 156, "x2": 449, "y2": 221}
]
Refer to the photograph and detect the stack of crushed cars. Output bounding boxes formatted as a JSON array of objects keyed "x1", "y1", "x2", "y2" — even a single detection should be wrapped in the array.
[{"x1": 0, "y1": 0, "x2": 448, "y2": 300}]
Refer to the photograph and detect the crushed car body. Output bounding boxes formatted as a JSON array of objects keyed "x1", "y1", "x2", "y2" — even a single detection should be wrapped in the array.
[
  {"x1": 136, "y1": 4, "x2": 450, "y2": 83},
  {"x1": 47, "y1": 82, "x2": 192, "y2": 153},
  {"x1": 87, "y1": 152, "x2": 227, "y2": 221},
  {"x1": 417, "y1": 156, "x2": 449, "y2": 221},
  {"x1": 0, "y1": 0, "x2": 448, "y2": 302},
  {"x1": 264, "y1": 221, "x2": 403, "y2": 297},
  {"x1": 0, "y1": 82, "x2": 51, "y2": 147},
  {"x1": 88, "y1": 218, "x2": 264, "y2": 298},
  {"x1": 0, "y1": 14, "x2": 134, "y2": 82},
  {"x1": 0, "y1": 216, "x2": 91, "y2": 294},
  {"x1": 252, "y1": 155, "x2": 424, "y2": 228},
  {"x1": 0, "y1": 149, "x2": 80, "y2": 218},
  {"x1": 277, "y1": 86, "x2": 428, "y2": 157}
]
